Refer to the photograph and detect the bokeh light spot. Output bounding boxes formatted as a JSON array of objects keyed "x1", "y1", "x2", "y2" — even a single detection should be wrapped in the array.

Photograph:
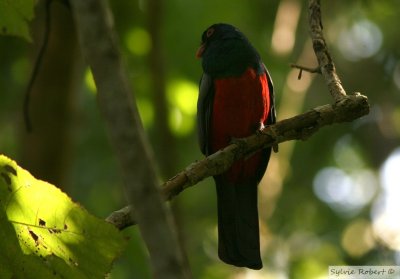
[
  {"x1": 341, "y1": 219, "x2": 375, "y2": 257},
  {"x1": 271, "y1": 0, "x2": 301, "y2": 56},
  {"x1": 84, "y1": 68, "x2": 97, "y2": 93},
  {"x1": 333, "y1": 135, "x2": 364, "y2": 171},
  {"x1": 314, "y1": 167, "x2": 353, "y2": 204},
  {"x1": 11, "y1": 57, "x2": 29, "y2": 84},
  {"x1": 313, "y1": 167, "x2": 377, "y2": 216},
  {"x1": 168, "y1": 107, "x2": 194, "y2": 136},
  {"x1": 166, "y1": 79, "x2": 198, "y2": 136},
  {"x1": 337, "y1": 19, "x2": 382, "y2": 61},
  {"x1": 125, "y1": 27, "x2": 152, "y2": 56},
  {"x1": 372, "y1": 147, "x2": 400, "y2": 250},
  {"x1": 167, "y1": 80, "x2": 198, "y2": 116}
]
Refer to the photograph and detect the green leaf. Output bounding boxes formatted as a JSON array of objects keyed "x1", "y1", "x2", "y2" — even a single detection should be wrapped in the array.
[
  {"x1": 0, "y1": 0, "x2": 35, "y2": 41},
  {"x1": 0, "y1": 155, "x2": 126, "y2": 278}
]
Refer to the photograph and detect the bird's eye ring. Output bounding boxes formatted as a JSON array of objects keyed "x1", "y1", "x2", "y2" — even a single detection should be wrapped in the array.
[{"x1": 206, "y1": 28, "x2": 214, "y2": 38}]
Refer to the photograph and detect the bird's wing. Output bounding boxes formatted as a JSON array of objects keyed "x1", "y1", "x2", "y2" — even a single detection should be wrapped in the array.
[
  {"x1": 197, "y1": 73, "x2": 215, "y2": 155},
  {"x1": 263, "y1": 63, "x2": 276, "y2": 125}
]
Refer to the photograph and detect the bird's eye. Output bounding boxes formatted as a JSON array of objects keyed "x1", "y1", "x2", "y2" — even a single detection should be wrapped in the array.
[{"x1": 206, "y1": 28, "x2": 214, "y2": 38}]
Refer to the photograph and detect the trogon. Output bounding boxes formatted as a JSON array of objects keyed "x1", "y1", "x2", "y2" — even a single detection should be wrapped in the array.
[{"x1": 196, "y1": 23, "x2": 276, "y2": 269}]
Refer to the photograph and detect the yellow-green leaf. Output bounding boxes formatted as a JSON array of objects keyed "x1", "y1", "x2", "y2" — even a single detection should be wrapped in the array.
[
  {"x1": 0, "y1": 0, "x2": 35, "y2": 41},
  {"x1": 0, "y1": 155, "x2": 126, "y2": 278}
]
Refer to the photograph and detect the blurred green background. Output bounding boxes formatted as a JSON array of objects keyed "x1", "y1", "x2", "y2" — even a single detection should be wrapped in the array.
[{"x1": 1, "y1": 0, "x2": 400, "y2": 278}]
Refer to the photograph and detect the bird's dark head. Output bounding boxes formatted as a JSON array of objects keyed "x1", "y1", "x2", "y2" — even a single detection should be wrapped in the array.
[
  {"x1": 196, "y1": 23, "x2": 261, "y2": 77},
  {"x1": 196, "y1": 23, "x2": 246, "y2": 58}
]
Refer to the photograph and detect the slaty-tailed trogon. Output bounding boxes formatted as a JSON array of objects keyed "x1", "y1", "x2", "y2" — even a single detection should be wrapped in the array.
[{"x1": 196, "y1": 23, "x2": 276, "y2": 269}]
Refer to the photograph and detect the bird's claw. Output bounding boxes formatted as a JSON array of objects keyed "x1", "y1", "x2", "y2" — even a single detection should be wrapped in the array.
[{"x1": 259, "y1": 124, "x2": 279, "y2": 153}]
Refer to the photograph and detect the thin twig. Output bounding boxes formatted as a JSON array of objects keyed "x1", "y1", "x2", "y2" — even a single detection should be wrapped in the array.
[
  {"x1": 23, "y1": 0, "x2": 53, "y2": 133},
  {"x1": 290, "y1": 63, "x2": 321, "y2": 79}
]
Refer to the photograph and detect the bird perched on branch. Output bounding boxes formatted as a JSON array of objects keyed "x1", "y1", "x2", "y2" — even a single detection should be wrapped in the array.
[{"x1": 196, "y1": 23, "x2": 276, "y2": 269}]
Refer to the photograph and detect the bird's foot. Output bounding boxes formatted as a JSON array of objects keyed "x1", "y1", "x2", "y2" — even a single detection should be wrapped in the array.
[{"x1": 259, "y1": 123, "x2": 279, "y2": 153}]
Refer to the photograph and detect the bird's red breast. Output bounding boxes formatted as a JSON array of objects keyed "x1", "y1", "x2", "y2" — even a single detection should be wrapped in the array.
[{"x1": 211, "y1": 67, "x2": 271, "y2": 182}]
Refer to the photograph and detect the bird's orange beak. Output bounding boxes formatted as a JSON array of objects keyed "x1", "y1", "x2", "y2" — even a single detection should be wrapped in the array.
[{"x1": 196, "y1": 44, "x2": 205, "y2": 58}]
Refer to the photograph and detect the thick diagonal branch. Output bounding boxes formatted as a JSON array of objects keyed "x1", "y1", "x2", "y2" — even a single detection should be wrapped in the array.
[
  {"x1": 107, "y1": 93, "x2": 369, "y2": 229},
  {"x1": 106, "y1": 0, "x2": 370, "y2": 230}
]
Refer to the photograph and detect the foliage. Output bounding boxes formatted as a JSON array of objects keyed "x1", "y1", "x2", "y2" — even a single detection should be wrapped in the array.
[
  {"x1": 0, "y1": 0, "x2": 35, "y2": 41},
  {"x1": 0, "y1": 155, "x2": 126, "y2": 278}
]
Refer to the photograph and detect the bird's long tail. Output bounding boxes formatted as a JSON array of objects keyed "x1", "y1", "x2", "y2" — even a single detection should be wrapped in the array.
[{"x1": 215, "y1": 176, "x2": 262, "y2": 270}]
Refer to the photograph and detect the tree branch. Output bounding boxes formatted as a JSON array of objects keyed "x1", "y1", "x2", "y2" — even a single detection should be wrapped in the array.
[
  {"x1": 106, "y1": 0, "x2": 370, "y2": 231},
  {"x1": 290, "y1": 63, "x2": 321, "y2": 80},
  {"x1": 107, "y1": 93, "x2": 369, "y2": 229},
  {"x1": 308, "y1": 0, "x2": 347, "y2": 102}
]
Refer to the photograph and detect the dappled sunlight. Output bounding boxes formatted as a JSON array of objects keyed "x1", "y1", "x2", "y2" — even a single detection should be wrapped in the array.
[
  {"x1": 271, "y1": 0, "x2": 301, "y2": 56},
  {"x1": 124, "y1": 27, "x2": 152, "y2": 56},
  {"x1": 337, "y1": 19, "x2": 383, "y2": 61},
  {"x1": 333, "y1": 135, "x2": 365, "y2": 171},
  {"x1": 167, "y1": 79, "x2": 198, "y2": 136},
  {"x1": 84, "y1": 68, "x2": 96, "y2": 93},
  {"x1": 313, "y1": 136, "x2": 378, "y2": 216},
  {"x1": 167, "y1": 80, "x2": 198, "y2": 116},
  {"x1": 313, "y1": 167, "x2": 353, "y2": 208},
  {"x1": 259, "y1": 155, "x2": 283, "y2": 221},
  {"x1": 341, "y1": 219, "x2": 375, "y2": 257},
  {"x1": 0, "y1": 155, "x2": 125, "y2": 275},
  {"x1": 287, "y1": 236, "x2": 342, "y2": 279},
  {"x1": 168, "y1": 107, "x2": 195, "y2": 136},
  {"x1": 372, "y1": 147, "x2": 400, "y2": 250},
  {"x1": 313, "y1": 167, "x2": 378, "y2": 216},
  {"x1": 277, "y1": 39, "x2": 315, "y2": 120}
]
